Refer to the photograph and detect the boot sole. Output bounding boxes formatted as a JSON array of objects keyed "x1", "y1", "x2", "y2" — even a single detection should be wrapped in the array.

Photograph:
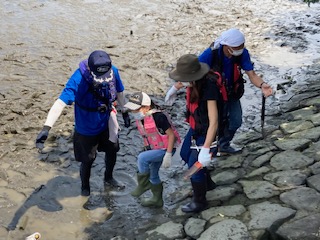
[{"x1": 141, "y1": 202, "x2": 164, "y2": 208}]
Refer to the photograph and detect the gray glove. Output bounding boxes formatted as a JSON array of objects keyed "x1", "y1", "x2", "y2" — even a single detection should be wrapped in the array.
[
  {"x1": 35, "y1": 125, "x2": 51, "y2": 150},
  {"x1": 122, "y1": 112, "x2": 131, "y2": 128}
]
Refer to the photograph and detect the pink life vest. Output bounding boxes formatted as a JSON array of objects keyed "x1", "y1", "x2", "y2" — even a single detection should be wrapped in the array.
[{"x1": 136, "y1": 111, "x2": 181, "y2": 150}]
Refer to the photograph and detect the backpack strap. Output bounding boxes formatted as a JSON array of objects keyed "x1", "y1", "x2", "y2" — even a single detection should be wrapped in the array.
[
  {"x1": 211, "y1": 47, "x2": 223, "y2": 73},
  {"x1": 210, "y1": 44, "x2": 242, "y2": 71}
]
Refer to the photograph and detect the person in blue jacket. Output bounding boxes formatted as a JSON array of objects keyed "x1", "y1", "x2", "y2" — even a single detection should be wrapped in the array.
[
  {"x1": 35, "y1": 50, "x2": 131, "y2": 196},
  {"x1": 166, "y1": 28, "x2": 273, "y2": 155}
]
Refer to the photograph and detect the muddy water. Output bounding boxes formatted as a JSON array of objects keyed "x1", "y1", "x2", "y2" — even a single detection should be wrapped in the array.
[{"x1": 1, "y1": 0, "x2": 320, "y2": 239}]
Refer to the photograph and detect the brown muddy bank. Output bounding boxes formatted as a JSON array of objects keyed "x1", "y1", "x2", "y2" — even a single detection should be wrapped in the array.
[{"x1": 0, "y1": 0, "x2": 320, "y2": 239}]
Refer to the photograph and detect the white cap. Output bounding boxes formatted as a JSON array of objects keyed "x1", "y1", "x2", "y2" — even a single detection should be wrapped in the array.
[
  {"x1": 124, "y1": 92, "x2": 151, "y2": 110},
  {"x1": 213, "y1": 28, "x2": 245, "y2": 49}
]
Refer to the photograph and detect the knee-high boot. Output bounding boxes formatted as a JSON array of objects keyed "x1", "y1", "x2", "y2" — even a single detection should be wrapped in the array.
[
  {"x1": 104, "y1": 141, "x2": 125, "y2": 189},
  {"x1": 131, "y1": 173, "x2": 152, "y2": 197},
  {"x1": 204, "y1": 167, "x2": 216, "y2": 191},
  {"x1": 80, "y1": 161, "x2": 93, "y2": 196},
  {"x1": 104, "y1": 142, "x2": 117, "y2": 181},
  {"x1": 181, "y1": 180, "x2": 207, "y2": 213},
  {"x1": 141, "y1": 182, "x2": 163, "y2": 208}
]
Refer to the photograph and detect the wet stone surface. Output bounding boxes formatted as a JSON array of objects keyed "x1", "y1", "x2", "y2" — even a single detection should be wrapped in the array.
[{"x1": 1, "y1": 0, "x2": 320, "y2": 239}]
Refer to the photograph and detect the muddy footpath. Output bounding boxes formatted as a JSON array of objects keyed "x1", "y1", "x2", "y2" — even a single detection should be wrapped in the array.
[{"x1": 1, "y1": 0, "x2": 320, "y2": 239}]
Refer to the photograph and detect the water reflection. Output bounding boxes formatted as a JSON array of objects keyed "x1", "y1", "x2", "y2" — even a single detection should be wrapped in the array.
[
  {"x1": 1, "y1": 0, "x2": 320, "y2": 238},
  {"x1": 7, "y1": 176, "x2": 80, "y2": 230}
]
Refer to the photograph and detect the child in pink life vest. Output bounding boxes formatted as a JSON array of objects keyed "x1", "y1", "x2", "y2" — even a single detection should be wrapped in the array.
[{"x1": 124, "y1": 92, "x2": 181, "y2": 208}]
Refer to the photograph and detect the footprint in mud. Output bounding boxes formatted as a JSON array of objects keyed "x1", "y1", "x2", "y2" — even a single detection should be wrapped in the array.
[
  {"x1": 104, "y1": 172, "x2": 137, "y2": 197},
  {"x1": 83, "y1": 171, "x2": 138, "y2": 211}
]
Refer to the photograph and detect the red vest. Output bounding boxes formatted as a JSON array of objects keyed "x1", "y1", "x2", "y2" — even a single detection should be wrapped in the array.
[{"x1": 186, "y1": 87, "x2": 197, "y2": 130}]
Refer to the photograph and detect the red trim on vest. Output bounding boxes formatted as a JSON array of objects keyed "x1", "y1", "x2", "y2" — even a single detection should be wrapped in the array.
[
  {"x1": 186, "y1": 87, "x2": 198, "y2": 129},
  {"x1": 209, "y1": 70, "x2": 227, "y2": 102}
]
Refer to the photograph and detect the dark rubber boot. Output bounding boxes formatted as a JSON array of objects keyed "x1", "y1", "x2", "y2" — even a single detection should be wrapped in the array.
[
  {"x1": 104, "y1": 142, "x2": 117, "y2": 181},
  {"x1": 218, "y1": 129, "x2": 239, "y2": 156},
  {"x1": 105, "y1": 178, "x2": 125, "y2": 189},
  {"x1": 104, "y1": 141, "x2": 125, "y2": 189},
  {"x1": 131, "y1": 173, "x2": 152, "y2": 197},
  {"x1": 80, "y1": 162, "x2": 92, "y2": 196},
  {"x1": 218, "y1": 145, "x2": 242, "y2": 155},
  {"x1": 141, "y1": 182, "x2": 163, "y2": 208},
  {"x1": 181, "y1": 180, "x2": 207, "y2": 213},
  {"x1": 204, "y1": 168, "x2": 216, "y2": 191}
]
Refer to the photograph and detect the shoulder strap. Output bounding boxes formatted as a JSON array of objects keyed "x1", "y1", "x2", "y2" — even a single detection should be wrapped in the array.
[
  {"x1": 232, "y1": 55, "x2": 242, "y2": 69},
  {"x1": 88, "y1": 84, "x2": 110, "y2": 103},
  {"x1": 211, "y1": 48, "x2": 223, "y2": 73}
]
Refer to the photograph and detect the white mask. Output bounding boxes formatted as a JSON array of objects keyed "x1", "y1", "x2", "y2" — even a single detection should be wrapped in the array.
[
  {"x1": 145, "y1": 110, "x2": 154, "y2": 116},
  {"x1": 229, "y1": 48, "x2": 244, "y2": 56},
  {"x1": 131, "y1": 112, "x2": 145, "y2": 120}
]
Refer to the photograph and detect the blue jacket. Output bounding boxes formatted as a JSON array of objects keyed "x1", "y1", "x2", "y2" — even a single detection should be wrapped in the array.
[
  {"x1": 59, "y1": 65, "x2": 124, "y2": 135},
  {"x1": 198, "y1": 46, "x2": 254, "y2": 86}
]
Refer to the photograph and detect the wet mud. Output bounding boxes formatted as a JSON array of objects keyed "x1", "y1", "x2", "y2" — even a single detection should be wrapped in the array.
[{"x1": 0, "y1": 0, "x2": 320, "y2": 239}]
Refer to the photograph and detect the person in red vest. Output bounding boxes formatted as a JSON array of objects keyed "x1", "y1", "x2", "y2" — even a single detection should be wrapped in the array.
[
  {"x1": 169, "y1": 54, "x2": 220, "y2": 213},
  {"x1": 166, "y1": 28, "x2": 273, "y2": 156}
]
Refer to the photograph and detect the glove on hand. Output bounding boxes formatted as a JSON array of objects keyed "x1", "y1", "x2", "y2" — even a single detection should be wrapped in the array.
[
  {"x1": 198, "y1": 147, "x2": 212, "y2": 167},
  {"x1": 122, "y1": 112, "x2": 131, "y2": 128},
  {"x1": 164, "y1": 86, "x2": 178, "y2": 106},
  {"x1": 161, "y1": 152, "x2": 172, "y2": 168},
  {"x1": 35, "y1": 125, "x2": 51, "y2": 150}
]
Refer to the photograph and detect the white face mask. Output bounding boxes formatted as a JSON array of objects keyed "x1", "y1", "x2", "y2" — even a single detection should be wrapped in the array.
[
  {"x1": 229, "y1": 48, "x2": 244, "y2": 56},
  {"x1": 131, "y1": 111, "x2": 145, "y2": 120},
  {"x1": 145, "y1": 110, "x2": 154, "y2": 116}
]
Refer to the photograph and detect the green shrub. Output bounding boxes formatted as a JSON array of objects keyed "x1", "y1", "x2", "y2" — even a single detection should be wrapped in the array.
[{"x1": 304, "y1": 0, "x2": 319, "y2": 6}]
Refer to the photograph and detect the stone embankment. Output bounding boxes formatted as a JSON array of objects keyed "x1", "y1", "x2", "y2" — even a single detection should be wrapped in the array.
[{"x1": 129, "y1": 63, "x2": 320, "y2": 240}]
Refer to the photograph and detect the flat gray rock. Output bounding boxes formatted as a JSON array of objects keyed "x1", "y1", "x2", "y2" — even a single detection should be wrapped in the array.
[
  {"x1": 270, "y1": 150, "x2": 314, "y2": 170},
  {"x1": 239, "y1": 180, "x2": 280, "y2": 200},
  {"x1": 277, "y1": 213, "x2": 320, "y2": 240},
  {"x1": 201, "y1": 205, "x2": 246, "y2": 221},
  {"x1": 306, "y1": 174, "x2": 320, "y2": 192},
  {"x1": 289, "y1": 126, "x2": 320, "y2": 141},
  {"x1": 263, "y1": 170, "x2": 309, "y2": 187},
  {"x1": 274, "y1": 138, "x2": 311, "y2": 151},
  {"x1": 248, "y1": 201, "x2": 296, "y2": 230},
  {"x1": 280, "y1": 120, "x2": 314, "y2": 134},
  {"x1": 280, "y1": 187, "x2": 320, "y2": 211},
  {"x1": 198, "y1": 219, "x2": 251, "y2": 240}
]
